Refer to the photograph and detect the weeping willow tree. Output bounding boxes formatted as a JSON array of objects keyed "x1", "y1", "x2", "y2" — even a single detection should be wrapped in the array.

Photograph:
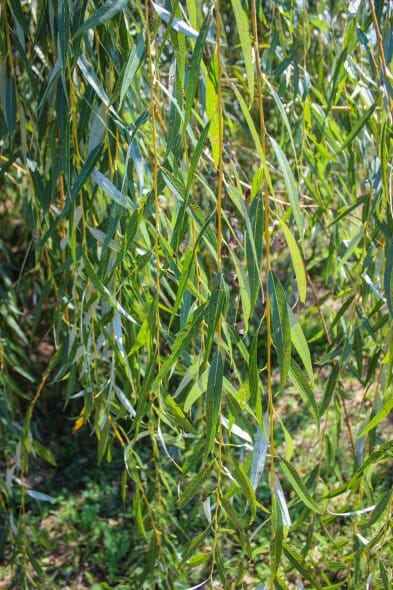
[{"x1": 0, "y1": 0, "x2": 392, "y2": 588}]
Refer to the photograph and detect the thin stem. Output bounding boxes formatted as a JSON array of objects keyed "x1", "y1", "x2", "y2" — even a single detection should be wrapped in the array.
[
  {"x1": 250, "y1": 0, "x2": 274, "y2": 473},
  {"x1": 144, "y1": 1, "x2": 167, "y2": 576}
]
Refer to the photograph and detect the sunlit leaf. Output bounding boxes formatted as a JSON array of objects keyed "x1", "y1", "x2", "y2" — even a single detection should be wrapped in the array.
[
  {"x1": 152, "y1": 2, "x2": 199, "y2": 39},
  {"x1": 74, "y1": 0, "x2": 128, "y2": 37},
  {"x1": 231, "y1": 0, "x2": 254, "y2": 102},
  {"x1": 279, "y1": 457, "x2": 324, "y2": 514},
  {"x1": 270, "y1": 137, "x2": 303, "y2": 240}
]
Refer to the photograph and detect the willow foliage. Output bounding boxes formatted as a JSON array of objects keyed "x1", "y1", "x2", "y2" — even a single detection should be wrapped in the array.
[{"x1": 0, "y1": 0, "x2": 392, "y2": 588}]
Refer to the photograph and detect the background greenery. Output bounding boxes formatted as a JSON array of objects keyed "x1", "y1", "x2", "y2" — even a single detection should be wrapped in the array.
[{"x1": 0, "y1": 0, "x2": 392, "y2": 588}]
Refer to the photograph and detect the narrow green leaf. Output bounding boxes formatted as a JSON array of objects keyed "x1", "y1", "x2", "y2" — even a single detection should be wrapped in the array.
[
  {"x1": 186, "y1": 554, "x2": 209, "y2": 568},
  {"x1": 161, "y1": 165, "x2": 187, "y2": 201},
  {"x1": 289, "y1": 308, "x2": 313, "y2": 383},
  {"x1": 186, "y1": 120, "x2": 210, "y2": 194},
  {"x1": 77, "y1": 55, "x2": 111, "y2": 107},
  {"x1": 279, "y1": 457, "x2": 324, "y2": 514},
  {"x1": 181, "y1": 527, "x2": 210, "y2": 562},
  {"x1": 328, "y1": 195, "x2": 368, "y2": 228},
  {"x1": 183, "y1": 17, "x2": 211, "y2": 133},
  {"x1": 380, "y1": 561, "x2": 390, "y2": 590},
  {"x1": 170, "y1": 247, "x2": 194, "y2": 323},
  {"x1": 57, "y1": 0, "x2": 70, "y2": 78},
  {"x1": 280, "y1": 220, "x2": 306, "y2": 302},
  {"x1": 139, "y1": 533, "x2": 158, "y2": 583},
  {"x1": 216, "y1": 547, "x2": 231, "y2": 590},
  {"x1": 328, "y1": 45, "x2": 349, "y2": 108},
  {"x1": 384, "y1": 240, "x2": 393, "y2": 318},
  {"x1": 71, "y1": 144, "x2": 103, "y2": 198},
  {"x1": 233, "y1": 84, "x2": 263, "y2": 158},
  {"x1": 5, "y1": 76, "x2": 16, "y2": 135},
  {"x1": 76, "y1": 55, "x2": 123, "y2": 125},
  {"x1": 120, "y1": 30, "x2": 145, "y2": 106},
  {"x1": 205, "y1": 350, "x2": 224, "y2": 455},
  {"x1": 308, "y1": 14, "x2": 329, "y2": 31},
  {"x1": 339, "y1": 103, "x2": 377, "y2": 151},
  {"x1": 37, "y1": 60, "x2": 61, "y2": 115},
  {"x1": 248, "y1": 330, "x2": 261, "y2": 413},
  {"x1": 264, "y1": 77, "x2": 297, "y2": 165},
  {"x1": 32, "y1": 440, "x2": 57, "y2": 466},
  {"x1": 289, "y1": 359, "x2": 319, "y2": 428},
  {"x1": 188, "y1": 196, "x2": 218, "y2": 253},
  {"x1": 232, "y1": 462, "x2": 257, "y2": 523},
  {"x1": 178, "y1": 463, "x2": 211, "y2": 508},
  {"x1": 366, "y1": 489, "x2": 392, "y2": 526},
  {"x1": 268, "y1": 272, "x2": 291, "y2": 390},
  {"x1": 133, "y1": 489, "x2": 147, "y2": 538},
  {"x1": 227, "y1": 185, "x2": 263, "y2": 313},
  {"x1": 91, "y1": 170, "x2": 135, "y2": 211},
  {"x1": 204, "y1": 273, "x2": 227, "y2": 362},
  {"x1": 247, "y1": 194, "x2": 264, "y2": 313},
  {"x1": 231, "y1": 0, "x2": 254, "y2": 102},
  {"x1": 278, "y1": 416, "x2": 294, "y2": 461},
  {"x1": 164, "y1": 395, "x2": 197, "y2": 434},
  {"x1": 56, "y1": 81, "x2": 71, "y2": 190},
  {"x1": 206, "y1": 51, "x2": 220, "y2": 167},
  {"x1": 153, "y1": 304, "x2": 206, "y2": 388},
  {"x1": 319, "y1": 364, "x2": 340, "y2": 416},
  {"x1": 270, "y1": 137, "x2": 303, "y2": 239},
  {"x1": 230, "y1": 248, "x2": 251, "y2": 335},
  {"x1": 283, "y1": 543, "x2": 321, "y2": 589},
  {"x1": 221, "y1": 495, "x2": 247, "y2": 532},
  {"x1": 358, "y1": 396, "x2": 393, "y2": 437},
  {"x1": 74, "y1": 0, "x2": 128, "y2": 37},
  {"x1": 83, "y1": 256, "x2": 137, "y2": 325},
  {"x1": 8, "y1": 0, "x2": 29, "y2": 36},
  {"x1": 270, "y1": 494, "x2": 283, "y2": 578},
  {"x1": 184, "y1": 369, "x2": 208, "y2": 412},
  {"x1": 170, "y1": 210, "x2": 216, "y2": 323}
]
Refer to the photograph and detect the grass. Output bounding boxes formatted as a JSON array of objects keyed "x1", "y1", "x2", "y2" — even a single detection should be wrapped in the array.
[{"x1": 1, "y1": 375, "x2": 392, "y2": 588}]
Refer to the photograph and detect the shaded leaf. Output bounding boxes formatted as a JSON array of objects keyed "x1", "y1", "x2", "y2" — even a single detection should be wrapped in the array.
[
  {"x1": 268, "y1": 272, "x2": 291, "y2": 390},
  {"x1": 91, "y1": 170, "x2": 135, "y2": 211},
  {"x1": 205, "y1": 350, "x2": 224, "y2": 455},
  {"x1": 153, "y1": 304, "x2": 206, "y2": 388},
  {"x1": 120, "y1": 30, "x2": 146, "y2": 106},
  {"x1": 178, "y1": 463, "x2": 212, "y2": 508},
  {"x1": 384, "y1": 240, "x2": 393, "y2": 318},
  {"x1": 289, "y1": 359, "x2": 319, "y2": 428},
  {"x1": 282, "y1": 543, "x2": 321, "y2": 589}
]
